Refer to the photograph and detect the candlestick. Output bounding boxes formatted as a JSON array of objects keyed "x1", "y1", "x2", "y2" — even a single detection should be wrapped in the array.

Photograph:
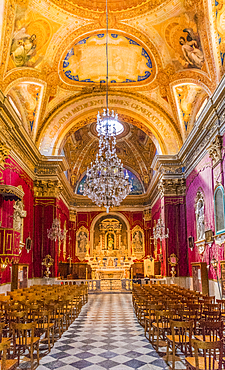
[
  {"x1": 131, "y1": 267, "x2": 133, "y2": 280},
  {"x1": 86, "y1": 267, "x2": 88, "y2": 280}
]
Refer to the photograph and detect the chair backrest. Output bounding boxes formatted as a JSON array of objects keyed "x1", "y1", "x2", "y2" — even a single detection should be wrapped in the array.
[
  {"x1": 12, "y1": 322, "x2": 36, "y2": 346},
  {"x1": 199, "y1": 320, "x2": 223, "y2": 341},
  {"x1": 202, "y1": 310, "x2": 221, "y2": 321},
  {"x1": 170, "y1": 320, "x2": 193, "y2": 354},
  {"x1": 192, "y1": 339, "x2": 222, "y2": 370}
]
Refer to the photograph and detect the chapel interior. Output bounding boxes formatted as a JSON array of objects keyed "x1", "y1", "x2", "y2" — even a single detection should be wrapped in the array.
[{"x1": 0, "y1": 0, "x2": 225, "y2": 369}]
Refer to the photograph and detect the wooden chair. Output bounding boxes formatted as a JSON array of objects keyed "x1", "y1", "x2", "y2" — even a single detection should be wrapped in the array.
[
  {"x1": 185, "y1": 339, "x2": 222, "y2": 370},
  {"x1": 0, "y1": 341, "x2": 17, "y2": 370},
  {"x1": 152, "y1": 310, "x2": 173, "y2": 352},
  {"x1": 32, "y1": 309, "x2": 54, "y2": 352},
  {"x1": 195, "y1": 320, "x2": 223, "y2": 342},
  {"x1": 12, "y1": 322, "x2": 40, "y2": 369},
  {"x1": 166, "y1": 320, "x2": 193, "y2": 370},
  {"x1": 144, "y1": 303, "x2": 162, "y2": 339}
]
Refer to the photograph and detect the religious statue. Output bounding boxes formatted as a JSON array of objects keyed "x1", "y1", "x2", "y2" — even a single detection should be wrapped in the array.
[
  {"x1": 132, "y1": 231, "x2": 143, "y2": 253},
  {"x1": 77, "y1": 231, "x2": 88, "y2": 253},
  {"x1": 13, "y1": 200, "x2": 27, "y2": 234},
  {"x1": 107, "y1": 233, "x2": 114, "y2": 251},
  {"x1": 195, "y1": 192, "x2": 205, "y2": 241},
  {"x1": 76, "y1": 226, "x2": 89, "y2": 260}
]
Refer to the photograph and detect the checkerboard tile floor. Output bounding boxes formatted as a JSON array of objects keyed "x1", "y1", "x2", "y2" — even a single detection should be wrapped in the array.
[{"x1": 37, "y1": 294, "x2": 170, "y2": 370}]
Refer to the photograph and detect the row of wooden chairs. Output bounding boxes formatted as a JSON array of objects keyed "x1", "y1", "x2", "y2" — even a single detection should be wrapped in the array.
[
  {"x1": 133, "y1": 283, "x2": 224, "y2": 369},
  {"x1": 0, "y1": 283, "x2": 88, "y2": 369}
]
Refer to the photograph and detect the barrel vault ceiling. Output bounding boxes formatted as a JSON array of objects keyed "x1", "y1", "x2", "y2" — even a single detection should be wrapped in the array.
[{"x1": 0, "y1": 0, "x2": 223, "y2": 195}]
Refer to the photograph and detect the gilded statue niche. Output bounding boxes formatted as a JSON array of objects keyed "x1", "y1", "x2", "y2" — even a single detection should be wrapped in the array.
[
  {"x1": 92, "y1": 215, "x2": 128, "y2": 259},
  {"x1": 60, "y1": 33, "x2": 155, "y2": 87},
  {"x1": 132, "y1": 225, "x2": 145, "y2": 259},
  {"x1": 76, "y1": 226, "x2": 89, "y2": 261}
]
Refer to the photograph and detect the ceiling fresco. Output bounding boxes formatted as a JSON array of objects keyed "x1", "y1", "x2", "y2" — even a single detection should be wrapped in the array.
[
  {"x1": 7, "y1": 82, "x2": 43, "y2": 135},
  {"x1": 0, "y1": 0, "x2": 223, "y2": 197},
  {"x1": 173, "y1": 83, "x2": 207, "y2": 134},
  {"x1": 61, "y1": 33, "x2": 154, "y2": 85}
]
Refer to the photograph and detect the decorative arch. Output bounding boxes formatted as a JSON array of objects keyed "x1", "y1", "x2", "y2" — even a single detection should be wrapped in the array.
[
  {"x1": 38, "y1": 92, "x2": 182, "y2": 156},
  {"x1": 214, "y1": 184, "x2": 225, "y2": 235}
]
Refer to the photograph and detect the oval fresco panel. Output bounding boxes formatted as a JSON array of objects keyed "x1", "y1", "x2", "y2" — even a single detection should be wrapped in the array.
[{"x1": 60, "y1": 33, "x2": 155, "y2": 85}]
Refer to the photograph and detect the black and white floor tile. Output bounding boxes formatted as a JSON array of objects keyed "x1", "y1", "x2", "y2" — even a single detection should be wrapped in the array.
[{"x1": 36, "y1": 294, "x2": 170, "y2": 370}]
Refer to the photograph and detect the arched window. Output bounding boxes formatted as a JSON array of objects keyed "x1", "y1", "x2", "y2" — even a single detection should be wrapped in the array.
[{"x1": 214, "y1": 186, "x2": 225, "y2": 234}]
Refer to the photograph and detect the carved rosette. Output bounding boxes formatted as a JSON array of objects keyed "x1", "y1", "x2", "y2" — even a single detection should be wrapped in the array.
[
  {"x1": 0, "y1": 142, "x2": 10, "y2": 170},
  {"x1": 207, "y1": 135, "x2": 223, "y2": 167},
  {"x1": 33, "y1": 180, "x2": 63, "y2": 198},
  {"x1": 158, "y1": 178, "x2": 186, "y2": 198}
]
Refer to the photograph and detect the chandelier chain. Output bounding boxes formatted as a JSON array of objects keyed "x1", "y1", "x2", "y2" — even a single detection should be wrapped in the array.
[{"x1": 83, "y1": 0, "x2": 132, "y2": 213}]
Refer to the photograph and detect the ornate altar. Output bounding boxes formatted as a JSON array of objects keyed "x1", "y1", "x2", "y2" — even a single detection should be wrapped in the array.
[{"x1": 86, "y1": 217, "x2": 136, "y2": 283}]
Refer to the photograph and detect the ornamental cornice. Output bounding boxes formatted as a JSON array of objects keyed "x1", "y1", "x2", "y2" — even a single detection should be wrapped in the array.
[
  {"x1": 207, "y1": 135, "x2": 223, "y2": 167},
  {"x1": 158, "y1": 178, "x2": 186, "y2": 198},
  {"x1": 33, "y1": 179, "x2": 63, "y2": 198},
  {"x1": 152, "y1": 155, "x2": 183, "y2": 175}
]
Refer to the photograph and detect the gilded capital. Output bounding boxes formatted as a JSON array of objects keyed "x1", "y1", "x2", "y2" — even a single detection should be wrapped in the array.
[
  {"x1": 158, "y1": 178, "x2": 186, "y2": 198},
  {"x1": 69, "y1": 210, "x2": 77, "y2": 223},
  {"x1": 34, "y1": 180, "x2": 63, "y2": 198},
  {"x1": 143, "y1": 208, "x2": 151, "y2": 222},
  {"x1": 207, "y1": 135, "x2": 223, "y2": 167},
  {"x1": 0, "y1": 142, "x2": 10, "y2": 170}
]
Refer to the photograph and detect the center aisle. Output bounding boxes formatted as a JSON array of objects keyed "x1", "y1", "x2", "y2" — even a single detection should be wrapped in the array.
[{"x1": 37, "y1": 294, "x2": 169, "y2": 370}]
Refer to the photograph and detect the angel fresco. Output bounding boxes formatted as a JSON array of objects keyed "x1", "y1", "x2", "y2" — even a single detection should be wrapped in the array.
[
  {"x1": 179, "y1": 28, "x2": 204, "y2": 69},
  {"x1": 10, "y1": 29, "x2": 37, "y2": 68}
]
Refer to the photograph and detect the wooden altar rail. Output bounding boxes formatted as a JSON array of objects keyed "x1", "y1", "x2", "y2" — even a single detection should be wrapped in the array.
[{"x1": 56, "y1": 279, "x2": 133, "y2": 292}]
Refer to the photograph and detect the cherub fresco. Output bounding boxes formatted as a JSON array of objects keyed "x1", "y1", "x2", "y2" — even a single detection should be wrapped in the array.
[
  {"x1": 10, "y1": 29, "x2": 37, "y2": 67},
  {"x1": 179, "y1": 28, "x2": 204, "y2": 69}
]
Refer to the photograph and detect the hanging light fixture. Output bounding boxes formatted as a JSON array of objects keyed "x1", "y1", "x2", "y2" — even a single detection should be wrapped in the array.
[{"x1": 83, "y1": 0, "x2": 132, "y2": 213}]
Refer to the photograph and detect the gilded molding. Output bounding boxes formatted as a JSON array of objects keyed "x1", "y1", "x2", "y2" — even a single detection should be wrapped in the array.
[
  {"x1": 33, "y1": 179, "x2": 63, "y2": 198},
  {"x1": 158, "y1": 178, "x2": 186, "y2": 198}
]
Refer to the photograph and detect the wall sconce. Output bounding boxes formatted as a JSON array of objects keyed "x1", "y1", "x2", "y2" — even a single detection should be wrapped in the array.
[
  {"x1": 188, "y1": 236, "x2": 194, "y2": 251},
  {"x1": 0, "y1": 257, "x2": 10, "y2": 272},
  {"x1": 211, "y1": 256, "x2": 218, "y2": 272}
]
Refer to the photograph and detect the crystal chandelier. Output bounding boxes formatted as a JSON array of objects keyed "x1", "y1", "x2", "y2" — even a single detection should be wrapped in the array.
[
  {"x1": 47, "y1": 218, "x2": 65, "y2": 241},
  {"x1": 153, "y1": 216, "x2": 169, "y2": 242},
  {"x1": 83, "y1": 0, "x2": 132, "y2": 213}
]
